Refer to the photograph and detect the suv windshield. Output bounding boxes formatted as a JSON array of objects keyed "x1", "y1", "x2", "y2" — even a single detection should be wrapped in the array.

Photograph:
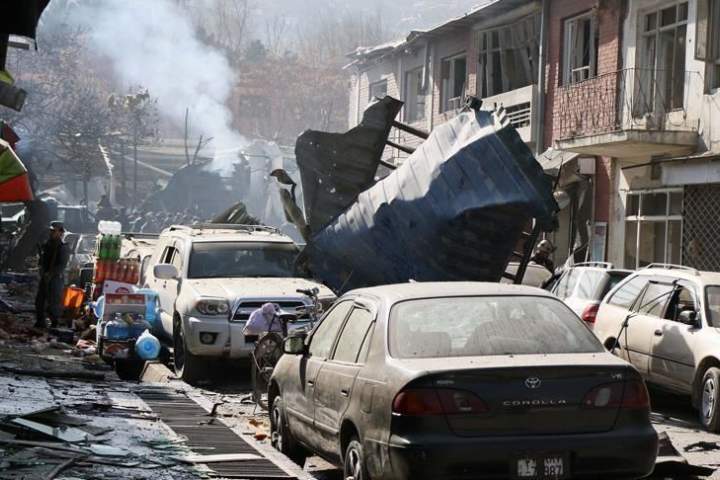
[
  {"x1": 188, "y1": 242, "x2": 299, "y2": 279},
  {"x1": 707, "y1": 286, "x2": 720, "y2": 327},
  {"x1": 389, "y1": 296, "x2": 602, "y2": 358}
]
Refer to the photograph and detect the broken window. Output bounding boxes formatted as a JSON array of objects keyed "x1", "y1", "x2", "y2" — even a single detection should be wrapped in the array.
[
  {"x1": 563, "y1": 12, "x2": 599, "y2": 84},
  {"x1": 405, "y1": 67, "x2": 426, "y2": 123},
  {"x1": 368, "y1": 80, "x2": 387, "y2": 101},
  {"x1": 696, "y1": 0, "x2": 720, "y2": 90},
  {"x1": 440, "y1": 53, "x2": 467, "y2": 112},
  {"x1": 636, "y1": 2, "x2": 688, "y2": 116},
  {"x1": 477, "y1": 14, "x2": 540, "y2": 97}
]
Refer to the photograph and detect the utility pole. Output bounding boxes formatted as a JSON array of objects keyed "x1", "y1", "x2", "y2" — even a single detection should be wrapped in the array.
[
  {"x1": 133, "y1": 118, "x2": 138, "y2": 208},
  {"x1": 120, "y1": 137, "x2": 127, "y2": 205}
]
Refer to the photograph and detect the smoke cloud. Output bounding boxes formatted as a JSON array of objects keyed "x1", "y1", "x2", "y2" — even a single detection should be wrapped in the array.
[{"x1": 76, "y1": 0, "x2": 245, "y2": 171}]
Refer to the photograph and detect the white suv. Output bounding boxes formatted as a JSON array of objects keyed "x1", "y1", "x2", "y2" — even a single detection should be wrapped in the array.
[
  {"x1": 145, "y1": 224, "x2": 335, "y2": 383},
  {"x1": 593, "y1": 264, "x2": 720, "y2": 431}
]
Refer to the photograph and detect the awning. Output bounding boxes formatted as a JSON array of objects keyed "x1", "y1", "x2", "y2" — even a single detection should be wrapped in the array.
[
  {"x1": 538, "y1": 148, "x2": 579, "y2": 175},
  {"x1": 0, "y1": 138, "x2": 33, "y2": 202},
  {"x1": 661, "y1": 151, "x2": 720, "y2": 186}
]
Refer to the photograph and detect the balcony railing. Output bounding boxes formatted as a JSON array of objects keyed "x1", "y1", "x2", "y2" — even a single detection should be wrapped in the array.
[{"x1": 555, "y1": 68, "x2": 702, "y2": 141}]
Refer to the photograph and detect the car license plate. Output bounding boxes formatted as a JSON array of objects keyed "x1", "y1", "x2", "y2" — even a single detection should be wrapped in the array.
[{"x1": 514, "y1": 454, "x2": 568, "y2": 479}]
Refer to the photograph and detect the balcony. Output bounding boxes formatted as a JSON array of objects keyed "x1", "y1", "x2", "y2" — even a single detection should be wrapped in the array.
[
  {"x1": 482, "y1": 84, "x2": 536, "y2": 145},
  {"x1": 554, "y1": 68, "x2": 700, "y2": 159}
]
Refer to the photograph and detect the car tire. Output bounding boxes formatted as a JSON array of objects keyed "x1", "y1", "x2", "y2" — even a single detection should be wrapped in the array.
[
  {"x1": 343, "y1": 437, "x2": 370, "y2": 480},
  {"x1": 173, "y1": 316, "x2": 206, "y2": 384},
  {"x1": 700, "y1": 367, "x2": 720, "y2": 432},
  {"x1": 270, "y1": 395, "x2": 307, "y2": 466}
]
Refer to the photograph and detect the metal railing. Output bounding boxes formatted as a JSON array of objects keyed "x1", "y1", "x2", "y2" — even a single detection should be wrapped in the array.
[{"x1": 555, "y1": 68, "x2": 702, "y2": 140}]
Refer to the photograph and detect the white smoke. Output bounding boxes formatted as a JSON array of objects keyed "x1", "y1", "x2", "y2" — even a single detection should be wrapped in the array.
[{"x1": 77, "y1": 0, "x2": 246, "y2": 172}]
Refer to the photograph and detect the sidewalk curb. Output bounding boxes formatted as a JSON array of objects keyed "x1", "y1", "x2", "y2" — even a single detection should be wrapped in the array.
[{"x1": 138, "y1": 361, "x2": 316, "y2": 480}]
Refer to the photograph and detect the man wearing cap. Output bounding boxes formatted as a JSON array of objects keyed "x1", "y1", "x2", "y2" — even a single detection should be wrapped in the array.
[
  {"x1": 531, "y1": 239, "x2": 556, "y2": 273},
  {"x1": 34, "y1": 222, "x2": 69, "y2": 329}
]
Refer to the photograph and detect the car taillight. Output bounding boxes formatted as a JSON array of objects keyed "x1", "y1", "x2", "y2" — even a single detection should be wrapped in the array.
[
  {"x1": 582, "y1": 381, "x2": 649, "y2": 410},
  {"x1": 581, "y1": 303, "x2": 600, "y2": 324},
  {"x1": 392, "y1": 388, "x2": 488, "y2": 416}
]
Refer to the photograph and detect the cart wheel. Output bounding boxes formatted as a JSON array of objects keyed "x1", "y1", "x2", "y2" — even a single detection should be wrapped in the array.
[{"x1": 115, "y1": 359, "x2": 145, "y2": 381}]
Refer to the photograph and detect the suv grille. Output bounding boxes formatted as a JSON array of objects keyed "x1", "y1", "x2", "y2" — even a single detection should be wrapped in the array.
[{"x1": 232, "y1": 300, "x2": 308, "y2": 321}]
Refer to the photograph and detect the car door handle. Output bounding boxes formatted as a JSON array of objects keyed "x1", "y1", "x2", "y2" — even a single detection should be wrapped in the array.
[
  {"x1": 654, "y1": 329, "x2": 663, "y2": 337},
  {"x1": 340, "y1": 389, "x2": 349, "y2": 397},
  {"x1": 307, "y1": 380, "x2": 314, "y2": 386}
]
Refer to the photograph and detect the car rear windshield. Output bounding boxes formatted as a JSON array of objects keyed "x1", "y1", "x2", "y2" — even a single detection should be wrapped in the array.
[
  {"x1": 187, "y1": 242, "x2": 299, "y2": 279},
  {"x1": 389, "y1": 296, "x2": 602, "y2": 358},
  {"x1": 707, "y1": 286, "x2": 720, "y2": 327}
]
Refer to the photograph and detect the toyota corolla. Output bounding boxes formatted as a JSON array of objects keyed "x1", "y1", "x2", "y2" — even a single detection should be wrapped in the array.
[{"x1": 269, "y1": 282, "x2": 657, "y2": 480}]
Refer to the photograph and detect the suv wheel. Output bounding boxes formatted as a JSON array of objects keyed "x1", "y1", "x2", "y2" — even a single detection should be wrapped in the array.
[
  {"x1": 270, "y1": 395, "x2": 307, "y2": 466},
  {"x1": 173, "y1": 315, "x2": 206, "y2": 384},
  {"x1": 700, "y1": 367, "x2": 720, "y2": 432}
]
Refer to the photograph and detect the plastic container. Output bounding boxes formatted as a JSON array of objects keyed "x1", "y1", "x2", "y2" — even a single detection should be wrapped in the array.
[
  {"x1": 92, "y1": 296, "x2": 105, "y2": 319},
  {"x1": 62, "y1": 287, "x2": 84, "y2": 309},
  {"x1": 135, "y1": 330, "x2": 161, "y2": 360},
  {"x1": 104, "y1": 314, "x2": 130, "y2": 340},
  {"x1": 128, "y1": 315, "x2": 150, "y2": 338},
  {"x1": 134, "y1": 289, "x2": 160, "y2": 325}
]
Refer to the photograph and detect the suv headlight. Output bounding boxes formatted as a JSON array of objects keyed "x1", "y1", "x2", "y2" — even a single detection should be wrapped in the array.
[{"x1": 195, "y1": 299, "x2": 230, "y2": 316}]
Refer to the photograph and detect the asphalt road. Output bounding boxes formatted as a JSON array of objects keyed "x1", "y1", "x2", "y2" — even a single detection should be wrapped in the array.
[{"x1": 193, "y1": 362, "x2": 720, "y2": 480}]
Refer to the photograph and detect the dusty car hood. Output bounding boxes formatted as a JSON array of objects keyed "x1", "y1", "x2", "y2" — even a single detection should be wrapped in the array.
[{"x1": 184, "y1": 277, "x2": 334, "y2": 300}]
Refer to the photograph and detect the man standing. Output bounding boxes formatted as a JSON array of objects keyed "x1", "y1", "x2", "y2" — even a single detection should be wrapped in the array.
[
  {"x1": 34, "y1": 221, "x2": 69, "y2": 329},
  {"x1": 531, "y1": 239, "x2": 556, "y2": 273}
]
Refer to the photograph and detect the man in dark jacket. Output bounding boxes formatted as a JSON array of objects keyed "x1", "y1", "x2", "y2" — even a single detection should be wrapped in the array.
[{"x1": 34, "y1": 221, "x2": 69, "y2": 329}]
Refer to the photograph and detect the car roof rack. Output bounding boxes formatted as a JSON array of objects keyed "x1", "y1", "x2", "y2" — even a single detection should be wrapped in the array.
[
  {"x1": 167, "y1": 223, "x2": 281, "y2": 235},
  {"x1": 642, "y1": 263, "x2": 700, "y2": 275},
  {"x1": 573, "y1": 261, "x2": 614, "y2": 269}
]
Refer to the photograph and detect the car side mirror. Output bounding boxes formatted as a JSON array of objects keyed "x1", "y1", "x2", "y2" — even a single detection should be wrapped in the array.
[
  {"x1": 283, "y1": 333, "x2": 307, "y2": 355},
  {"x1": 678, "y1": 310, "x2": 698, "y2": 326},
  {"x1": 154, "y1": 263, "x2": 179, "y2": 280}
]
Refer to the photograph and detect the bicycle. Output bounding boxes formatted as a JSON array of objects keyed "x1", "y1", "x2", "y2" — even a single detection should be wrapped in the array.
[{"x1": 248, "y1": 288, "x2": 322, "y2": 409}]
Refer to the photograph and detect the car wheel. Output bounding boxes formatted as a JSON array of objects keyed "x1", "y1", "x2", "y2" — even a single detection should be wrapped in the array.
[
  {"x1": 270, "y1": 395, "x2": 307, "y2": 466},
  {"x1": 173, "y1": 316, "x2": 206, "y2": 384},
  {"x1": 700, "y1": 367, "x2": 720, "y2": 432},
  {"x1": 343, "y1": 437, "x2": 369, "y2": 480}
]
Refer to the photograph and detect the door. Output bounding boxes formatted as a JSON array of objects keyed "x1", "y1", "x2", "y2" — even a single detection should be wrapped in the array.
[
  {"x1": 313, "y1": 306, "x2": 375, "y2": 458},
  {"x1": 284, "y1": 300, "x2": 353, "y2": 450},
  {"x1": 155, "y1": 240, "x2": 182, "y2": 336},
  {"x1": 620, "y1": 280, "x2": 675, "y2": 375},
  {"x1": 650, "y1": 283, "x2": 700, "y2": 391}
]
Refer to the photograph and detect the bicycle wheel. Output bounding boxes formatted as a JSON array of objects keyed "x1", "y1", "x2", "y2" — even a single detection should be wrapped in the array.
[{"x1": 252, "y1": 332, "x2": 284, "y2": 409}]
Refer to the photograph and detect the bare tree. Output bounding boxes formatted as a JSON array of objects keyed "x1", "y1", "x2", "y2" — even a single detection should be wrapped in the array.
[{"x1": 264, "y1": 15, "x2": 288, "y2": 58}]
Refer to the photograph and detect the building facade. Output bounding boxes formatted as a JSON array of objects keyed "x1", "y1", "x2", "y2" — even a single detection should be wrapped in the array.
[{"x1": 347, "y1": 0, "x2": 720, "y2": 272}]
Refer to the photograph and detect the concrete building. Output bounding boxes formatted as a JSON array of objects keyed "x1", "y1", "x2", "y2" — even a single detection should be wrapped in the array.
[{"x1": 347, "y1": 0, "x2": 720, "y2": 272}]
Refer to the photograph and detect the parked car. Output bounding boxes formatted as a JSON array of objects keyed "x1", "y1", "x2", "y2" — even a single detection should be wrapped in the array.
[
  {"x1": 593, "y1": 264, "x2": 720, "y2": 432},
  {"x1": 502, "y1": 261, "x2": 553, "y2": 287},
  {"x1": 551, "y1": 262, "x2": 632, "y2": 326},
  {"x1": 64, "y1": 232, "x2": 97, "y2": 286},
  {"x1": 144, "y1": 224, "x2": 335, "y2": 383},
  {"x1": 269, "y1": 282, "x2": 657, "y2": 480}
]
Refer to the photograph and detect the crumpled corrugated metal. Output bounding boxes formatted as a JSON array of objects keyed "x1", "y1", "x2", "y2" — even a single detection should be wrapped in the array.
[{"x1": 302, "y1": 106, "x2": 558, "y2": 293}]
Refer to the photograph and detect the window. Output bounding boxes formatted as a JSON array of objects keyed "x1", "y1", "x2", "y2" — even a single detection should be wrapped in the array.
[
  {"x1": 624, "y1": 190, "x2": 683, "y2": 269},
  {"x1": 637, "y1": 282, "x2": 675, "y2": 317},
  {"x1": 308, "y1": 301, "x2": 353, "y2": 358},
  {"x1": 665, "y1": 285, "x2": 698, "y2": 322},
  {"x1": 553, "y1": 268, "x2": 581, "y2": 299},
  {"x1": 368, "y1": 80, "x2": 387, "y2": 101},
  {"x1": 706, "y1": 286, "x2": 720, "y2": 327},
  {"x1": 477, "y1": 14, "x2": 540, "y2": 97},
  {"x1": 563, "y1": 12, "x2": 599, "y2": 84},
  {"x1": 187, "y1": 242, "x2": 299, "y2": 279},
  {"x1": 575, "y1": 270, "x2": 607, "y2": 300},
  {"x1": 440, "y1": 53, "x2": 467, "y2": 112},
  {"x1": 388, "y1": 296, "x2": 602, "y2": 358},
  {"x1": 608, "y1": 276, "x2": 649, "y2": 309},
  {"x1": 696, "y1": 0, "x2": 720, "y2": 90},
  {"x1": 332, "y1": 307, "x2": 374, "y2": 363},
  {"x1": 171, "y1": 245, "x2": 183, "y2": 272},
  {"x1": 405, "y1": 67, "x2": 426, "y2": 123},
  {"x1": 636, "y1": 3, "x2": 688, "y2": 115}
]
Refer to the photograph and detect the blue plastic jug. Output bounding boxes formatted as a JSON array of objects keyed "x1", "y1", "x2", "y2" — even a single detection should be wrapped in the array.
[
  {"x1": 105, "y1": 315, "x2": 130, "y2": 340},
  {"x1": 135, "y1": 330, "x2": 161, "y2": 360}
]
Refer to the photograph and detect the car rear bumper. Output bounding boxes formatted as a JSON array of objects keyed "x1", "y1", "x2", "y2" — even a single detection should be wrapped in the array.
[{"x1": 380, "y1": 426, "x2": 657, "y2": 480}]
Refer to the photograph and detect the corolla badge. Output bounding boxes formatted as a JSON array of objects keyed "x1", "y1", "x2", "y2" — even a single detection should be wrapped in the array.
[{"x1": 524, "y1": 377, "x2": 542, "y2": 389}]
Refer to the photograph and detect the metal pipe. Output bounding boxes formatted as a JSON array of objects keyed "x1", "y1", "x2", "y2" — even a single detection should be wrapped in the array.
[
  {"x1": 386, "y1": 140, "x2": 416, "y2": 155},
  {"x1": 391, "y1": 120, "x2": 430, "y2": 140}
]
